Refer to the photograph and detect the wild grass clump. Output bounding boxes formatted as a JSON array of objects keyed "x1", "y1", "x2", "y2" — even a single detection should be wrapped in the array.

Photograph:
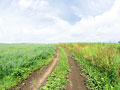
[{"x1": 61, "y1": 43, "x2": 120, "y2": 90}]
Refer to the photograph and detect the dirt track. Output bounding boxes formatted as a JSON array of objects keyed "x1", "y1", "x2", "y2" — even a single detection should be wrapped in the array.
[
  {"x1": 12, "y1": 48, "x2": 59, "y2": 90},
  {"x1": 64, "y1": 48, "x2": 88, "y2": 90},
  {"x1": 12, "y1": 47, "x2": 88, "y2": 90}
]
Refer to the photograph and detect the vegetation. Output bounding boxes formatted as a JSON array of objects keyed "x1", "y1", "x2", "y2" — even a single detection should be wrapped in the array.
[
  {"x1": 1, "y1": 43, "x2": 120, "y2": 90},
  {"x1": 61, "y1": 43, "x2": 120, "y2": 90},
  {"x1": 40, "y1": 46, "x2": 70, "y2": 90},
  {"x1": 0, "y1": 44, "x2": 56, "y2": 90}
]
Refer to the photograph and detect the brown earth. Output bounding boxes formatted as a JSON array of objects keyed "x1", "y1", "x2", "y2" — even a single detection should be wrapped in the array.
[
  {"x1": 64, "y1": 48, "x2": 88, "y2": 90},
  {"x1": 12, "y1": 48, "x2": 60, "y2": 90}
]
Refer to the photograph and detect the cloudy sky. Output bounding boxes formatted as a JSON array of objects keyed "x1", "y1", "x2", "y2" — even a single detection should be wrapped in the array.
[{"x1": 0, "y1": 0, "x2": 120, "y2": 43}]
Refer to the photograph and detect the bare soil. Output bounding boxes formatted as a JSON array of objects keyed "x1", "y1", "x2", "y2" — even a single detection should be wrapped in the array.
[
  {"x1": 64, "y1": 48, "x2": 88, "y2": 90},
  {"x1": 12, "y1": 48, "x2": 60, "y2": 90}
]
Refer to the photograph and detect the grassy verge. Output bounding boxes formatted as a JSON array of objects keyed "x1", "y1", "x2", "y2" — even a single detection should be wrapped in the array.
[
  {"x1": 0, "y1": 44, "x2": 56, "y2": 90},
  {"x1": 40, "y1": 46, "x2": 70, "y2": 90},
  {"x1": 61, "y1": 43, "x2": 120, "y2": 90}
]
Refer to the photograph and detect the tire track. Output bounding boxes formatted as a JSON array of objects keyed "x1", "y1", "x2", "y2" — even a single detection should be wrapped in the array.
[
  {"x1": 64, "y1": 48, "x2": 88, "y2": 90},
  {"x1": 12, "y1": 48, "x2": 60, "y2": 90}
]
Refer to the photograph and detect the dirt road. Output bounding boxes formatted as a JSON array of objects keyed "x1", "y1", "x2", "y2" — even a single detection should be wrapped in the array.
[{"x1": 12, "y1": 47, "x2": 88, "y2": 90}]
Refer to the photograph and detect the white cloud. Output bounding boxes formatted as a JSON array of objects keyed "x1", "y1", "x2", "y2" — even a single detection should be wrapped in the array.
[
  {"x1": 39, "y1": 0, "x2": 48, "y2": 6},
  {"x1": 72, "y1": 0, "x2": 115, "y2": 18},
  {"x1": 18, "y1": 0, "x2": 32, "y2": 8},
  {"x1": 70, "y1": 0, "x2": 120, "y2": 42},
  {"x1": 18, "y1": 0, "x2": 49, "y2": 9},
  {"x1": 0, "y1": 17, "x2": 3, "y2": 25},
  {"x1": 0, "y1": 0, "x2": 119, "y2": 43}
]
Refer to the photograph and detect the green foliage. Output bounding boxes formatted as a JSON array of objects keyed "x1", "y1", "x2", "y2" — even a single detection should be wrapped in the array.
[
  {"x1": 61, "y1": 43, "x2": 120, "y2": 90},
  {"x1": 40, "y1": 46, "x2": 70, "y2": 90},
  {"x1": 0, "y1": 44, "x2": 56, "y2": 90}
]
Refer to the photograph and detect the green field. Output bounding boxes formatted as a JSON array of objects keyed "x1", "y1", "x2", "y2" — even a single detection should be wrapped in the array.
[
  {"x1": 0, "y1": 43, "x2": 120, "y2": 90},
  {"x1": 0, "y1": 44, "x2": 56, "y2": 90}
]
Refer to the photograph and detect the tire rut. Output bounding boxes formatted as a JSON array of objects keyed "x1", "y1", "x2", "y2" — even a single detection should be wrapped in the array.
[
  {"x1": 64, "y1": 48, "x2": 88, "y2": 90},
  {"x1": 12, "y1": 47, "x2": 60, "y2": 90}
]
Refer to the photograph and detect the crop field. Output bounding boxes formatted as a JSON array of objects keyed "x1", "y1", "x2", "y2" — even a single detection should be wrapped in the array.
[
  {"x1": 0, "y1": 44, "x2": 56, "y2": 90},
  {"x1": 0, "y1": 43, "x2": 120, "y2": 90}
]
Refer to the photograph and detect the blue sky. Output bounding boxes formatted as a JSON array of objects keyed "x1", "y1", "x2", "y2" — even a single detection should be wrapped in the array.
[{"x1": 0, "y1": 0, "x2": 119, "y2": 43}]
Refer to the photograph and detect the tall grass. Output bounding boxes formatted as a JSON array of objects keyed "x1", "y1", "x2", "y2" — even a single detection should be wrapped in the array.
[
  {"x1": 61, "y1": 43, "x2": 120, "y2": 90},
  {"x1": 0, "y1": 44, "x2": 56, "y2": 90}
]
